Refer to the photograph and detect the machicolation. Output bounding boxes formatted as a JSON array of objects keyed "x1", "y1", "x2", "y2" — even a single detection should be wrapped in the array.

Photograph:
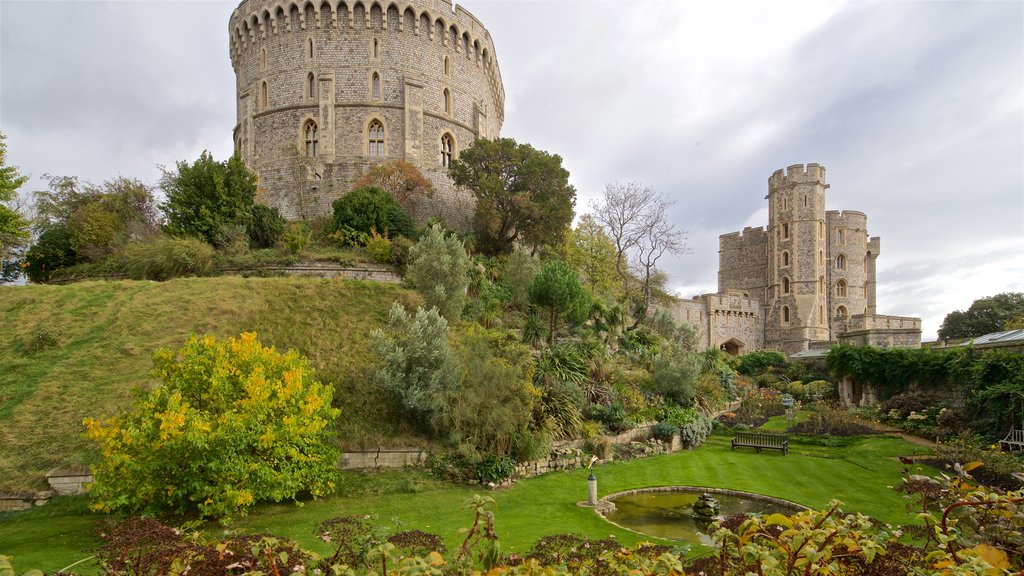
[{"x1": 229, "y1": 0, "x2": 504, "y2": 225}]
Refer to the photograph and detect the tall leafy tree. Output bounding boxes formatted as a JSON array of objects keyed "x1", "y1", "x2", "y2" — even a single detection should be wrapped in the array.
[
  {"x1": 528, "y1": 260, "x2": 591, "y2": 345},
  {"x1": 0, "y1": 133, "x2": 30, "y2": 261},
  {"x1": 938, "y1": 292, "x2": 1024, "y2": 340},
  {"x1": 564, "y1": 214, "x2": 619, "y2": 298},
  {"x1": 448, "y1": 137, "x2": 575, "y2": 255},
  {"x1": 160, "y1": 151, "x2": 257, "y2": 246}
]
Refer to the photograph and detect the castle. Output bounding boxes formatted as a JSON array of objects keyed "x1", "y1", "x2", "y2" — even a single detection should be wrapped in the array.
[
  {"x1": 669, "y1": 164, "x2": 921, "y2": 356},
  {"x1": 225, "y1": 6, "x2": 921, "y2": 357},
  {"x1": 228, "y1": 0, "x2": 504, "y2": 225}
]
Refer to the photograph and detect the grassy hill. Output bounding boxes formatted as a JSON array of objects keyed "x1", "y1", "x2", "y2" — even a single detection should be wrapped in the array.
[{"x1": 0, "y1": 276, "x2": 424, "y2": 492}]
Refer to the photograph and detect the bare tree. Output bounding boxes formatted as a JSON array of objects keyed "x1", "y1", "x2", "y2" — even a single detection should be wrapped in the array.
[
  {"x1": 589, "y1": 182, "x2": 663, "y2": 289},
  {"x1": 590, "y1": 182, "x2": 686, "y2": 310},
  {"x1": 633, "y1": 202, "x2": 689, "y2": 313}
]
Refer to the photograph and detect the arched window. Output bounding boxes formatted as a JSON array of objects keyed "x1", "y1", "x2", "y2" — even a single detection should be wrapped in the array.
[
  {"x1": 782, "y1": 306, "x2": 790, "y2": 323},
  {"x1": 307, "y1": 72, "x2": 315, "y2": 99},
  {"x1": 443, "y1": 88, "x2": 450, "y2": 114},
  {"x1": 837, "y1": 305, "x2": 848, "y2": 317},
  {"x1": 836, "y1": 279, "x2": 848, "y2": 297},
  {"x1": 836, "y1": 254, "x2": 846, "y2": 270},
  {"x1": 782, "y1": 223, "x2": 790, "y2": 239},
  {"x1": 260, "y1": 81, "x2": 268, "y2": 109},
  {"x1": 837, "y1": 229, "x2": 846, "y2": 244},
  {"x1": 372, "y1": 72, "x2": 380, "y2": 99},
  {"x1": 304, "y1": 120, "x2": 318, "y2": 157},
  {"x1": 782, "y1": 277, "x2": 790, "y2": 294},
  {"x1": 368, "y1": 120, "x2": 384, "y2": 157},
  {"x1": 781, "y1": 251, "x2": 790, "y2": 267},
  {"x1": 440, "y1": 133, "x2": 453, "y2": 167}
]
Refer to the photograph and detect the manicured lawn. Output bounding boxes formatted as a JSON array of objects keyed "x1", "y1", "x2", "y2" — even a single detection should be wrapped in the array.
[{"x1": 0, "y1": 433, "x2": 933, "y2": 573}]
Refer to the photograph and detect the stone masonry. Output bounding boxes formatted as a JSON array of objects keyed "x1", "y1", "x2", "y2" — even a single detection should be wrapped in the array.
[
  {"x1": 229, "y1": 0, "x2": 504, "y2": 226},
  {"x1": 670, "y1": 164, "x2": 920, "y2": 355}
]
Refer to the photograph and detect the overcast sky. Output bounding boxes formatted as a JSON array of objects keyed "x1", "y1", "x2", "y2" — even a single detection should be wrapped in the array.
[{"x1": 2, "y1": 0, "x2": 1022, "y2": 340}]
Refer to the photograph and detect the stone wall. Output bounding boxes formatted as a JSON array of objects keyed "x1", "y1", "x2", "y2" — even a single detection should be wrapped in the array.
[
  {"x1": 340, "y1": 448, "x2": 429, "y2": 469},
  {"x1": 230, "y1": 0, "x2": 504, "y2": 227}
]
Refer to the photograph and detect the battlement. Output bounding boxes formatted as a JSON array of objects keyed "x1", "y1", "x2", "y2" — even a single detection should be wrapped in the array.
[
  {"x1": 229, "y1": 0, "x2": 504, "y2": 119},
  {"x1": 768, "y1": 163, "x2": 827, "y2": 190}
]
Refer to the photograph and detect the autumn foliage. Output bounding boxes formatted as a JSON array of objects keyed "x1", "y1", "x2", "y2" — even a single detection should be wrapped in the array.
[{"x1": 84, "y1": 332, "x2": 339, "y2": 519}]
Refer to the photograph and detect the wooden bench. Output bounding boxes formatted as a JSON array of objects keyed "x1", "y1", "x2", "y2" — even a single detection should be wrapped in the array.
[
  {"x1": 999, "y1": 429, "x2": 1024, "y2": 452},
  {"x1": 732, "y1": 431, "x2": 788, "y2": 455}
]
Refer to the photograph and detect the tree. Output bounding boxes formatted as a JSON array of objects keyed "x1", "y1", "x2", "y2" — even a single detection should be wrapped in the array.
[
  {"x1": 0, "y1": 133, "x2": 30, "y2": 262},
  {"x1": 23, "y1": 175, "x2": 162, "y2": 279},
  {"x1": 351, "y1": 160, "x2": 434, "y2": 217},
  {"x1": 590, "y1": 182, "x2": 688, "y2": 310},
  {"x1": 563, "y1": 214, "x2": 619, "y2": 298},
  {"x1": 84, "y1": 333, "x2": 339, "y2": 520},
  {"x1": 633, "y1": 211, "x2": 688, "y2": 313},
  {"x1": 938, "y1": 292, "x2": 1024, "y2": 340},
  {"x1": 331, "y1": 186, "x2": 415, "y2": 239},
  {"x1": 160, "y1": 151, "x2": 257, "y2": 246},
  {"x1": 407, "y1": 224, "x2": 471, "y2": 321},
  {"x1": 372, "y1": 303, "x2": 461, "y2": 432},
  {"x1": 448, "y1": 137, "x2": 575, "y2": 255},
  {"x1": 528, "y1": 260, "x2": 591, "y2": 345}
]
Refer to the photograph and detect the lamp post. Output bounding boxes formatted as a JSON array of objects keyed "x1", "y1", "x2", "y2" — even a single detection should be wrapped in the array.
[{"x1": 586, "y1": 454, "x2": 599, "y2": 507}]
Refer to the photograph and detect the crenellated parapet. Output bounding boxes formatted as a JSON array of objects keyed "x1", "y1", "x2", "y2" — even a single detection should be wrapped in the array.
[
  {"x1": 229, "y1": 0, "x2": 504, "y2": 121},
  {"x1": 228, "y1": 0, "x2": 504, "y2": 225},
  {"x1": 768, "y1": 163, "x2": 828, "y2": 190}
]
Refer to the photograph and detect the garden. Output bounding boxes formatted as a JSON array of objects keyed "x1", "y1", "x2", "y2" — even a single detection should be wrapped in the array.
[{"x1": 2, "y1": 143, "x2": 1022, "y2": 575}]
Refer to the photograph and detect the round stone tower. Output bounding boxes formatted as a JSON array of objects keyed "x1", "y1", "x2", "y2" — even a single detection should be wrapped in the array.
[
  {"x1": 765, "y1": 163, "x2": 831, "y2": 352},
  {"x1": 228, "y1": 0, "x2": 504, "y2": 225}
]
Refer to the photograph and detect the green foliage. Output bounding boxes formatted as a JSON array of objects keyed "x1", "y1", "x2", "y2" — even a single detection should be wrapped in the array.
[
  {"x1": 331, "y1": 186, "x2": 414, "y2": 239},
  {"x1": 389, "y1": 235, "x2": 415, "y2": 273},
  {"x1": 939, "y1": 292, "x2": 1024, "y2": 340},
  {"x1": 84, "y1": 332, "x2": 340, "y2": 520},
  {"x1": 161, "y1": 151, "x2": 257, "y2": 247},
  {"x1": 24, "y1": 175, "x2": 162, "y2": 278},
  {"x1": 23, "y1": 225, "x2": 78, "y2": 283},
  {"x1": 365, "y1": 229, "x2": 393, "y2": 264},
  {"x1": 650, "y1": 421, "x2": 679, "y2": 442},
  {"x1": 657, "y1": 406, "x2": 712, "y2": 447},
  {"x1": 247, "y1": 204, "x2": 285, "y2": 249},
  {"x1": 586, "y1": 401, "x2": 629, "y2": 433},
  {"x1": 528, "y1": 260, "x2": 591, "y2": 345},
  {"x1": 0, "y1": 133, "x2": 29, "y2": 259},
  {"x1": 121, "y1": 236, "x2": 214, "y2": 281},
  {"x1": 736, "y1": 350, "x2": 789, "y2": 375},
  {"x1": 473, "y1": 455, "x2": 516, "y2": 484},
  {"x1": 407, "y1": 224, "x2": 471, "y2": 321},
  {"x1": 282, "y1": 221, "x2": 312, "y2": 255},
  {"x1": 371, "y1": 303, "x2": 461, "y2": 430},
  {"x1": 563, "y1": 214, "x2": 619, "y2": 297},
  {"x1": 448, "y1": 137, "x2": 576, "y2": 254},
  {"x1": 441, "y1": 329, "x2": 535, "y2": 458},
  {"x1": 501, "y1": 249, "x2": 541, "y2": 308},
  {"x1": 826, "y1": 344, "x2": 957, "y2": 400},
  {"x1": 26, "y1": 324, "x2": 60, "y2": 355},
  {"x1": 646, "y1": 344, "x2": 702, "y2": 406}
]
